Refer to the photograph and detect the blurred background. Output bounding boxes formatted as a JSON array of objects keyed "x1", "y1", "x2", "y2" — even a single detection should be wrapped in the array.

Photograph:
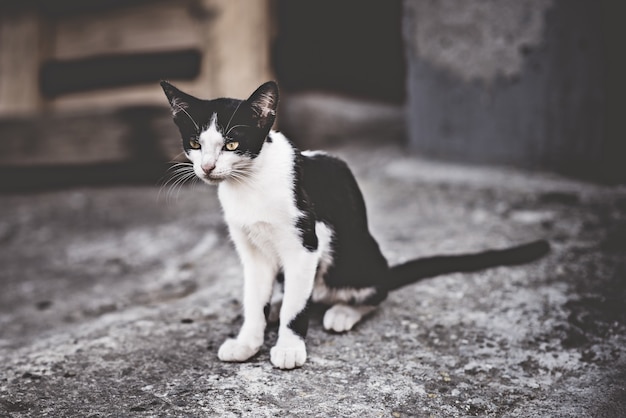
[{"x1": 0, "y1": 0, "x2": 623, "y2": 191}]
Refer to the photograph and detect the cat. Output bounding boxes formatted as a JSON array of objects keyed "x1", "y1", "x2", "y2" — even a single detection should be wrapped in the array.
[{"x1": 160, "y1": 80, "x2": 550, "y2": 369}]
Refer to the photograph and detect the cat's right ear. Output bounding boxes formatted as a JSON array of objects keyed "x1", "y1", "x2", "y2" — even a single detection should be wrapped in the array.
[{"x1": 160, "y1": 81, "x2": 198, "y2": 118}]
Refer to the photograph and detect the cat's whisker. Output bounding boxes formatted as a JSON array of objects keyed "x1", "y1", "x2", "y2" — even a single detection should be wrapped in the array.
[
  {"x1": 167, "y1": 161, "x2": 193, "y2": 170},
  {"x1": 170, "y1": 178, "x2": 189, "y2": 201},
  {"x1": 167, "y1": 168, "x2": 195, "y2": 179},
  {"x1": 225, "y1": 124, "x2": 252, "y2": 137},
  {"x1": 160, "y1": 161, "x2": 193, "y2": 178},
  {"x1": 167, "y1": 161, "x2": 192, "y2": 170},
  {"x1": 167, "y1": 151, "x2": 187, "y2": 163},
  {"x1": 227, "y1": 172, "x2": 243, "y2": 186},
  {"x1": 166, "y1": 178, "x2": 187, "y2": 203},
  {"x1": 230, "y1": 174, "x2": 245, "y2": 186},
  {"x1": 159, "y1": 166, "x2": 192, "y2": 188},
  {"x1": 158, "y1": 162, "x2": 196, "y2": 203},
  {"x1": 231, "y1": 170, "x2": 255, "y2": 187},
  {"x1": 165, "y1": 162, "x2": 193, "y2": 174},
  {"x1": 190, "y1": 175, "x2": 201, "y2": 190},
  {"x1": 160, "y1": 175, "x2": 184, "y2": 203},
  {"x1": 158, "y1": 173, "x2": 182, "y2": 202},
  {"x1": 227, "y1": 167, "x2": 249, "y2": 184},
  {"x1": 168, "y1": 171, "x2": 196, "y2": 201}
]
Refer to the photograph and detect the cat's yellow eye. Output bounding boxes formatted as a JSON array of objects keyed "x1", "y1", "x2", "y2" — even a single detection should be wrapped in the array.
[
  {"x1": 189, "y1": 139, "x2": 201, "y2": 149},
  {"x1": 225, "y1": 141, "x2": 239, "y2": 151}
]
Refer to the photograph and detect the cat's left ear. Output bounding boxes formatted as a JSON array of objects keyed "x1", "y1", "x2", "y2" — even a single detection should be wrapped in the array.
[{"x1": 246, "y1": 81, "x2": 279, "y2": 129}]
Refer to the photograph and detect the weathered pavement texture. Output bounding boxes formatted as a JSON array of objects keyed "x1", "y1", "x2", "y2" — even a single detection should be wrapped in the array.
[{"x1": 1, "y1": 145, "x2": 625, "y2": 417}]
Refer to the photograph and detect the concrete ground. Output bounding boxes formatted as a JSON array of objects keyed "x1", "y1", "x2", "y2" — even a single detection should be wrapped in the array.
[{"x1": 1, "y1": 144, "x2": 625, "y2": 417}]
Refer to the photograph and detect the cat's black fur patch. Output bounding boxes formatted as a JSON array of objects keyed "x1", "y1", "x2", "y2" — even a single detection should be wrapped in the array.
[
  {"x1": 291, "y1": 150, "x2": 550, "y2": 295},
  {"x1": 295, "y1": 214, "x2": 318, "y2": 252},
  {"x1": 293, "y1": 152, "x2": 319, "y2": 252},
  {"x1": 287, "y1": 300, "x2": 311, "y2": 339},
  {"x1": 295, "y1": 152, "x2": 389, "y2": 290}
]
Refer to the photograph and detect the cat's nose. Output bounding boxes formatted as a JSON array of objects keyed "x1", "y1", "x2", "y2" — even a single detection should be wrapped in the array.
[{"x1": 201, "y1": 162, "x2": 215, "y2": 175}]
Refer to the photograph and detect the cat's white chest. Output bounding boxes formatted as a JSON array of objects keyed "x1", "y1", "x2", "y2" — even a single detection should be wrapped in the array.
[
  {"x1": 218, "y1": 181, "x2": 295, "y2": 227},
  {"x1": 241, "y1": 221, "x2": 281, "y2": 257},
  {"x1": 217, "y1": 136, "x2": 298, "y2": 227},
  {"x1": 218, "y1": 184, "x2": 297, "y2": 265}
]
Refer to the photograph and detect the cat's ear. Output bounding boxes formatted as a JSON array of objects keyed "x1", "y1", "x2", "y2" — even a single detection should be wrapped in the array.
[
  {"x1": 246, "y1": 81, "x2": 279, "y2": 129},
  {"x1": 160, "y1": 81, "x2": 199, "y2": 118}
]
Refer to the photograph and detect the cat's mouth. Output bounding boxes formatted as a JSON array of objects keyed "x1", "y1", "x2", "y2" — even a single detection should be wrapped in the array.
[
  {"x1": 201, "y1": 173, "x2": 226, "y2": 184},
  {"x1": 193, "y1": 166, "x2": 228, "y2": 184}
]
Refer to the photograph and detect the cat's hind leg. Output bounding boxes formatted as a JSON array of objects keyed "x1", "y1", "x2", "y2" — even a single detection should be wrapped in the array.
[{"x1": 323, "y1": 304, "x2": 377, "y2": 333}]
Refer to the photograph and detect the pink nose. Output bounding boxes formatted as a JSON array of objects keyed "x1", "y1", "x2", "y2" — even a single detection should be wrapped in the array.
[{"x1": 201, "y1": 163, "x2": 215, "y2": 175}]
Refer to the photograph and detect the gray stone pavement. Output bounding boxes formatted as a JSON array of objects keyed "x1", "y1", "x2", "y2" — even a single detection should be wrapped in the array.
[{"x1": 1, "y1": 144, "x2": 625, "y2": 417}]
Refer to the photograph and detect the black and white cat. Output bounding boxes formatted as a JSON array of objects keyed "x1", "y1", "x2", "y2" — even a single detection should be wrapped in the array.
[{"x1": 160, "y1": 81, "x2": 549, "y2": 369}]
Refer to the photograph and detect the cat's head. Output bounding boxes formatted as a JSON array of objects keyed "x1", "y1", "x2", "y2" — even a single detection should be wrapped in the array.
[{"x1": 161, "y1": 81, "x2": 279, "y2": 184}]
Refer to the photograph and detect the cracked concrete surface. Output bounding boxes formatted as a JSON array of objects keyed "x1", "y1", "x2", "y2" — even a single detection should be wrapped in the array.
[{"x1": 1, "y1": 145, "x2": 625, "y2": 417}]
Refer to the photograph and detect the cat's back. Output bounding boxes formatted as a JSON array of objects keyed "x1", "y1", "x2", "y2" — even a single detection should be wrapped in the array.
[
  {"x1": 299, "y1": 150, "x2": 358, "y2": 195},
  {"x1": 299, "y1": 150, "x2": 368, "y2": 229}
]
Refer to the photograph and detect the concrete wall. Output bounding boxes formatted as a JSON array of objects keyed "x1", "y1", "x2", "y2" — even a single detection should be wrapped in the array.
[{"x1": 404, "y1": 0, "x2": 617, "y2": 182}]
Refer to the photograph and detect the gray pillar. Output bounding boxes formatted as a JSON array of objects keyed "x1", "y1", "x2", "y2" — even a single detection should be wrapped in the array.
[{"x1": 403, "y1": 0, "x2": 617, "y2": 182}]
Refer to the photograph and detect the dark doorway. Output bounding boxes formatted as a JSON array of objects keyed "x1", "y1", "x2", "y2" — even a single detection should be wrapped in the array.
[{"x1": 273, "y1": 0, "x2": 405, "y2": 103}]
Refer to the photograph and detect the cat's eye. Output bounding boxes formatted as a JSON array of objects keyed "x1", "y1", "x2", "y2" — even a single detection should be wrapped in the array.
[
  {"x1": 225, "y1": 141, "x2": 239, "y2": 151},
  {"x1": 189, "y1": 139, "x2": 201, "y2": 149}
]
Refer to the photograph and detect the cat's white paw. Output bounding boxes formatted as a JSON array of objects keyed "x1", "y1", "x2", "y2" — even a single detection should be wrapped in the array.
[
  {"x1": 270, "y1": 339, "x2": 307, "y2": 369},
  {"x1": 323, "y1": 304, "x2": 374, "y2": 333},
  {"x1": 217, "y1": 338, "x2": 259, "y2": 362}
]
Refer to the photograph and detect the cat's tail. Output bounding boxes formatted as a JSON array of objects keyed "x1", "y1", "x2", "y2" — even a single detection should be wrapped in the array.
[{"x1": 384, "y1": 239, "x2": 550, "y2": 292}]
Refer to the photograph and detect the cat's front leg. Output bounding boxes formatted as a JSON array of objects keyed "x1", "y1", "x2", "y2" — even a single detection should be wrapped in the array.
[
  {"x1": 270, "y1": 250, "x2": 317, "y2": 369},
  {"x1": 218, "y1": 229, "x2": 276, "y2": 363}
]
